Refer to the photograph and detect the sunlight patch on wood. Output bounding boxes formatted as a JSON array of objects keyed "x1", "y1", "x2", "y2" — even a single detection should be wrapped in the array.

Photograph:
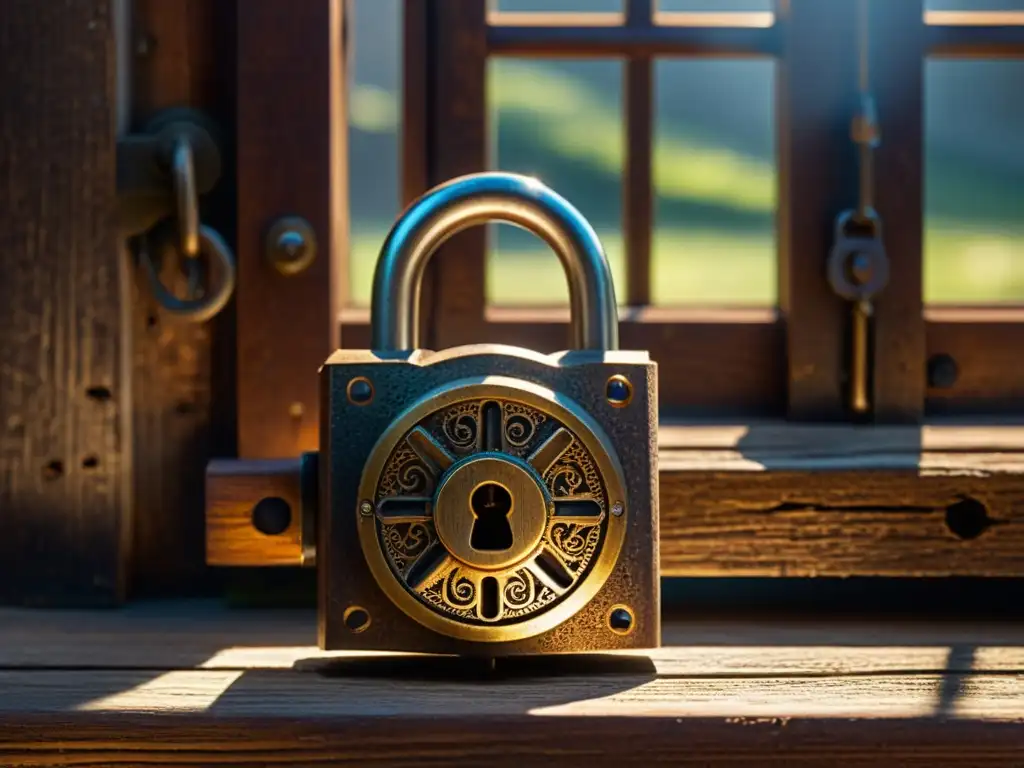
[{"x1": 75, "y1": 670, "x2": 243, "y2": 713}]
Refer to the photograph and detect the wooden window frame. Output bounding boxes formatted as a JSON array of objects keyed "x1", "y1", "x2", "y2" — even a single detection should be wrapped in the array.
[
  {"x1": 317, "y1": 1, "x2": 1024, "y2": 440},
  {"x1": 232, "y1": 0, "x2": 1024, "y2": 457},
  {"x1": 209, "y1": 0, "x2": 1024, "y2": 580}
]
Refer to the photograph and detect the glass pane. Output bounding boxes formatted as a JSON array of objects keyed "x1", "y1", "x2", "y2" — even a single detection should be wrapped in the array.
[
  {"x1": 487, "y1": 59, "x2": 625, "y2": 306},
  {"x1": 347, "y1": 0, "x2": 402, "y2": 306},
  {"x1": 925, "y1": 61, "x2": 1024, "y2": 303},
  {"x1": 493, "y1": 0, "x2": 623, "y2": 12},
  {"x1": 652, "y1": 60, "x2": 776, "y2": 305},
  {"x1": 657, "y1": 0, "x2": 772, "y2": 12}
]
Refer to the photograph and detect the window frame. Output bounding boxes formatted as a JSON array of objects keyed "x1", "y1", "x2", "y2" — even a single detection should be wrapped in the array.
[
  {"x1": 234, "y1": 0, "x2": 1024, "y2": 461},
  {"x1": 342, "y1": 0, "x2": 1024, "y2": 417}
]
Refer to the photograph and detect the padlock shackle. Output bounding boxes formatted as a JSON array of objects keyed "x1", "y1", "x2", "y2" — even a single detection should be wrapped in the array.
[{"x1": 370, "y1": 172, "x2": 619, "y2": 351}]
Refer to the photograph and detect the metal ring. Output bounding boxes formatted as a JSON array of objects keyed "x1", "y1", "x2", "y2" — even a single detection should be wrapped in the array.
[
  {"x1": 171, "y1": 137, "x2": 200, "y2": 259},
  {"x1": 140, "y1": 224, "x2": 236, "y2": 323}
]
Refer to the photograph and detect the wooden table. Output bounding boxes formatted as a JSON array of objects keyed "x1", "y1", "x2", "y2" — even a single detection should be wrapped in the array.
[{"x1": 1, "y1": 601, "x2": 1022, "y2": 766}]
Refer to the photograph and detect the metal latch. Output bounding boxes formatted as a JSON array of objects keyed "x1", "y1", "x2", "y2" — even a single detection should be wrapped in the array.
[{"x1": 117, "y1": 108, "x2": 235, "y2": 323}]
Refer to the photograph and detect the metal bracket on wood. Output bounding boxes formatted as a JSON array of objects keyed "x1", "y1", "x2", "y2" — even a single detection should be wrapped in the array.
[
  {"x1": 116, "y1": 107, "x2": 223, "y2": 239},
  {"x1": 117, "y1": 107, "x2": 236, "y2": 323}
]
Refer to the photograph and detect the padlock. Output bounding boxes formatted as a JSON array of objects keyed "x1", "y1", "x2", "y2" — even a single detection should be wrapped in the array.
[
  {"x1": 318, "y1": 172, "x2": 660, "y2": 656},
  {"x1": 827, "y1": 209, "x2": 889, "y2": 302}
]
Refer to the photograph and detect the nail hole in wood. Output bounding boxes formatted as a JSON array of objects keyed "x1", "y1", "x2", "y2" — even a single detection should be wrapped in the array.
[
  {"x1": 945, "y1": 497, "x2": 992, "y2": 540},
  {"x1": 146, "y1": 314, "x2": 159, "y2": 329},
  {"x1": 82, "y1": 456, "x2": 100, "y2": 470},
  {"x1": 42, "y1": 460, "x2": 64, "y2": 481},
  {"x1": 85, "y1": 386, "x2": 112, "y2": 402}
]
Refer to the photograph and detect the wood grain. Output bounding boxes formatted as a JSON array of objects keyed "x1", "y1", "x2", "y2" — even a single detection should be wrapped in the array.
[
  {"x1": 775, "y1": 0, "x2": 858, "y2": 421},
  {"x1": 0, "y1": 605, "x2": 1022, "y2": 766},
  {"x1": 128, "y1": 0, "x2": 226, "y2": 596},
  {"x1": 205, "y1": 421, "x2": 1024, "y2": 575},
  {"x1": 427, "y1": 0, "x2": 488, "y2": 350},
  {"x1": 4, "y1": 602, "x2": 1024, "y2": 675},
  {"x1": 206, "y1": 459, "x2": 303, "y2": 566},
  {"x1": 870, "y1": 0, "x2": 926, "y2": 422},
  {"x1": 235, "y1": 0, "x2": 346, "y2": 458},
  {"x1": 926, "y1": 308, "x2": 1024, "y2": 415},
  {"x1": 2, "y1": 715, "x2": 1022, "y2": 767},
  {"x1": 0, "y1": 0, "x2": 128, "y2": 606}
]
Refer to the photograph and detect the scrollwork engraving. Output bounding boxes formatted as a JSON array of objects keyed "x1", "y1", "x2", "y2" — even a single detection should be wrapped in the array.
[
  {"x1": 442, "y1": 403, "x2": 479, "y2": 451},
  {"x1": 374, "y1": 397, "x2": 610, "y2": 626},
  {"x1": 377, "y1": 443, "x2": 434, "y2": 500}
]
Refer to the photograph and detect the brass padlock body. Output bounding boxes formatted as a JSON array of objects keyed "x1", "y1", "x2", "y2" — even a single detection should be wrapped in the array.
[{"x1": 319, "y1": 344, "x2": 659, "y2": 656}]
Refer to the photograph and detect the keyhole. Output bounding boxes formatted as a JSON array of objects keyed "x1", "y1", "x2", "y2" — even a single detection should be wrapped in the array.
[{"x1": 469, "y1": 482, "x2": 513, "y2": 551}]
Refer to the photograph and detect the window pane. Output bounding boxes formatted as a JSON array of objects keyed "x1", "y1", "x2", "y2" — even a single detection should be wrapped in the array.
[
  {"x1": 487, "y1": 59, "x2": 625, "y2": 306},
  {"x1": 652, "y1": 59, "x2": 776, "y2": 305},
  {"x1": 925, "y1": 61, "x2": 1024, "y2": 303},
  {"x1": 347, "y1": 0, "x2": 402, "y2": 306},
  {"x1": 493, "y1": 0, "x2": 623, "y2": 12},
  {"x1": 656, "y1": 0, "x2": 772, "y2": 12}
]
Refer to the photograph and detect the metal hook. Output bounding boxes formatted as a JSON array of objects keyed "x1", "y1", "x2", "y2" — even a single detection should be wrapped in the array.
[
  {"x1": 170, "y1": 137, "x2": 201, "y2": 260},
  {"x1": 138, "y1": 223, "x2": 237, "y2": 324}
]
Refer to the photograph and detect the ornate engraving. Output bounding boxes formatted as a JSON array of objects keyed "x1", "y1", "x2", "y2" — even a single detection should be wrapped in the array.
[
  {"x1": 373, "y1": 397, "x2": 610, "y2": 626},
  {"x1": 501, "y1": 402, "x2": 546, "y2": 451},
  {"x1": 382, "y1": 522, "x2": 434, "y2": 573},
  {"x1": 377, "y1": 443, "x2": 434, "y2": 500},
  {"x1": 442, "y1": 402, "x2": 480, "y2": 452},
  {"x1": 503, "y1": 570, "x2": 558, "y2": 619},
  {"x1": 549, "y1": 522, "x2": 602, "y2": 575},
  {"x1": 544, "y1": 438, "x2": 604, "y2": 509}
]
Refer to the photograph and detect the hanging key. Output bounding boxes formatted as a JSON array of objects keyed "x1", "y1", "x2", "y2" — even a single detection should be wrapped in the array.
[
  {"x1": 827, "y1": 210, "x2": 890, "y2": 415},
  {"x1": 827, "y1": 82, "x2": 889, "y2": 417}
]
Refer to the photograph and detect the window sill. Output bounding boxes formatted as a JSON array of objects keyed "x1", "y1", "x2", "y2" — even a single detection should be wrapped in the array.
[{"x1": 206, "y1": 420, "x2": 1024, "y2": 578}]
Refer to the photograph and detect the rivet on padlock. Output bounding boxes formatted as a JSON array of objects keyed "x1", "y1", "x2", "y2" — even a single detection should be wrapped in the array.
[{"x1": 317, "y1": 172, "x2": 659, "y2": 657}]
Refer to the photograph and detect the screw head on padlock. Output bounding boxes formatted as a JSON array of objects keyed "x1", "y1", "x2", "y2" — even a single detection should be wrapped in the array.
[
  {"x1": 316, "y1": 172, "x2": 659, "y2": 657},
  {"x1": 827, "y1": 209, "x2": 891, "y2": 302}
]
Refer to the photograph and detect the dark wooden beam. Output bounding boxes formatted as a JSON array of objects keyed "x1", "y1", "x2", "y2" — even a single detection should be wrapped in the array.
[
  {"x1": 624, "y1": 0, "x2": 653, "y2": 307},
  {"x1": 870, "y1": 0, "x2": 926, "y2": 422},
  {"x1": 0, "y1": 0, "x2": 129, "y2": 605},
  {"x1": 487, "y1": 15, "x2": 779, "y2": 58},
  {"x1": 235, "y1": 0, "x2": 346, "y2": 458},
  {"x1": 927, "y1": 10, "x2": 1024, "y2": 58},
  {"x1": 775, "y1": 0, "x2": 859, "y2": 420},
  {"x1": 426, "y1": 0, "x2": 488, "y2": 349},
  {"x1": 127, "y1": 0, "x2": 228, "y2": 597}
]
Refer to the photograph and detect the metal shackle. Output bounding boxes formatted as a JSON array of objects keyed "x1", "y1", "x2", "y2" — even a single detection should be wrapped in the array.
[{"x1": 369, "y1": 172, "x2": 619, "y2": 352}]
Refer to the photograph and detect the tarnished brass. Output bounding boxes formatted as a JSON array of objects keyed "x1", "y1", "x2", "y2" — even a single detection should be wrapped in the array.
[
  {"x1": 318, "y1": 172, "x2": 659, "y2": 656},
  {"x1": 354, "y1": 376, "x2": 627, "y2": 643}
]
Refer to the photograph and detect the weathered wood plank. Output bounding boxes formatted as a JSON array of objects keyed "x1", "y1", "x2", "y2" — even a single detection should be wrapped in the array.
[
  {"x1": 2, "y1": 714, "x2": 1022, "y2": 767},
  {"x1": 1, "y1": 606, "x2": 1022, "y2": 765},
  {"x1": 427, "y1": 0, "x2": 488, "y2": 350},
  {"x1": 775, "y1": 0, "x2": 858, "y2": 421},
  {"x1": 128, "y1": 0, "x2": 224, "y2": 596},
  {"x1": 0, "y1": 0, "x2": 129, "y2": 605},
  {"x1": 235, "y1": 0, "x2": 346, "y2": 458},
  {"x1": 4, "y1": 669, "x2": 1023, "y2": 718},
  {"x1": 3, "y1": 603, "x2": 1024, "y2": 677},
  {"x1": 870, "y1": 0, "x2": 926, "y2": 421},
  {"x1": 205, "y1": 422, "x2": 1024, "y2": 576}
]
